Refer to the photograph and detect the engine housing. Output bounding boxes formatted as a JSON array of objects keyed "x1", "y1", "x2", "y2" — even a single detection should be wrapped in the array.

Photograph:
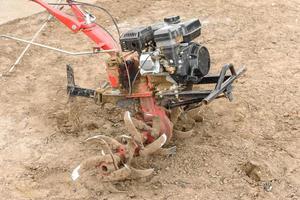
[{"x1": 120, "y1": 16, "x2": 210, "y2": 84}]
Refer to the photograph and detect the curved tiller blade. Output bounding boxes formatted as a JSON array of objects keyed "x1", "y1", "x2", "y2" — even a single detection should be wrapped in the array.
[
  {"x1": 86, "y1": 134, "x2": 123, "y2": 150},
  {"x1": 124, "y1": 111, "x2": 144, "y2": 146},
  {"x1": 139, "y1": 134, "x2": 167, "y2": 157},
  {"x1": 155, "y1": 146, "x2": 177, "y2": 156},
  {"x1": 129, "y1": 166, "x2": 154, "y2": 179}
]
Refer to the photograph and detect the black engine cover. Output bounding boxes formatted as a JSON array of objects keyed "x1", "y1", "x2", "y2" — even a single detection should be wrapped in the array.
[
  {"x1": 119, "y1": 16, "x2": 210, "y2": 84},
  {"x1": 169, "y1": 43, "x2": 210, "y2": 84}
]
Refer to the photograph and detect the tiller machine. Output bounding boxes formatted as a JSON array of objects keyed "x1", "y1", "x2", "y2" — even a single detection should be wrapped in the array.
[{"x1": 10, "y1": 0, "x2": 246, "y2": 182}]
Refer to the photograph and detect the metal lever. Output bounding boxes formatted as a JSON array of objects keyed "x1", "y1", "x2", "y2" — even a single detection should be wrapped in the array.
[
  {"x1": 0, "y1": 35, "x2": 117, "y2": 55},
  {"x1": 203, "y1": 64, "x2": 246, "y2": 104}
]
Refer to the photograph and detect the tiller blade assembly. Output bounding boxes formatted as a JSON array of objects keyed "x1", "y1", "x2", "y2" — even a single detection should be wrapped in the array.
[
  {"x1": 3, "y1": 0, "x2": 247, "y2": 184},
  {"x1": 72, "y1": 110, "x2": 171, "y2": 182}
]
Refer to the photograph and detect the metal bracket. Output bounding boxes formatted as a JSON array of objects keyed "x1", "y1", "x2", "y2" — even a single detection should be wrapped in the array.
[
  {"x1": 67, "y1": 65, "x2": 95, "y2": 98},
  {"x1": 203, "y1": 64, "x2": 246, "y2": 104},
  {"x1": 160, "y1": 64, "x2": 246, "y2": 110}
]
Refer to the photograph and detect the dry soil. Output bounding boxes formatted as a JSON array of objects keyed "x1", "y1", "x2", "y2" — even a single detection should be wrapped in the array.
[{"x1": 0, "y1": 0, "x2": 299, "y2": 199}]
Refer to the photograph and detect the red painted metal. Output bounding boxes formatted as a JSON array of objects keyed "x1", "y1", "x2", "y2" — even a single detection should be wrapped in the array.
[
  {"x1": 31, "y1": 1, "x2": 176, "y2": 180},
  {"x1": 32, "y1": 0, "x2": 119, "y2": 51},
  {"x1": 70, "y1": 4, "x2": 85, "y2": 22},
  {"x1": 32, "y1": 0, "x2": 173, "y2": 146},
  {"x1": 140, "y1": 97, "x2": 173, "y2": 141},
  {"x1": 32, "y1": 0, "x2": 120, "y2": 88}
]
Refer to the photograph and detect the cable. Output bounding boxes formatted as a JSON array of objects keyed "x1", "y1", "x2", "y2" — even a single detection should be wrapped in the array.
[
  {"x1": 48, "y1": 1, "x2": 134, "y2": 95},
  {"x1": 48, "y1": 1, "x2": 121, "y2": 39},
  {"x1": 130, "y1": 51, "x2": 155, "y2": 93},
  {"x1": 69, "y1": 1, "x2": 133, "y2": 94},
  {"x1": 95, "y1": 22, "x2": 119, "y2": 47},
  {"x1": 72, "y1": 1, "x2": 131, "y2": 93},
  {"x1": 71, "y1": 0, "x2": 121, "y2": 38}
]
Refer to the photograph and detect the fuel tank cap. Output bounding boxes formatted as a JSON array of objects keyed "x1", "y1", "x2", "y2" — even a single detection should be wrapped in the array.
[{"x1": 164, "y1": 16, "x2": 181, "y2": 24}]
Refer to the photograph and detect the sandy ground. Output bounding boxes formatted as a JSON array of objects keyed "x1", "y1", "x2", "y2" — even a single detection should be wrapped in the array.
[
  {"x1": 0, "y1": 0, "x2": 299, "y2": 199},
  {"x1": 0, "y1": 0, "x2": 96, "y2": 25},
  {"x1": 0, "y1": 0, "x2": 42, "y2": 25}
]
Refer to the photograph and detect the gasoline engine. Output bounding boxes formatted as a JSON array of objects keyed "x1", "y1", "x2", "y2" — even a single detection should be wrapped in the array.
[{"x1": 120, "y1": 16, "x2": 210, "y2": 84}]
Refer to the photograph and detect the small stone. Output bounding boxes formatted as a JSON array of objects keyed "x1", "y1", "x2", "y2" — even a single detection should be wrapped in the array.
[
  {"x1": 263, "y1": 181, "x2": 272, "y2": 192},
  {"x1": 289, "y1": 193, "x2": 295, "y2": 198},
  {"x1": 283, "y1": 113, "x2": 290, "y2": 117},
  {"x1": 243, "y1": 161, "x2": 262, "y2": 182},
  {"x1": 194, "y1": 115, "x2": 204, "y2": 122},
  {"x1": 206, "y1": 169, "x2": 210, "y2": 174},
  {"x1": 112, "y1": 123, "x2": 119, "y2": 127},
  {"x1": 204, "y1": 163, "x2": 208, "y2": 167},
  {"x1": 224, "y1": 178, "x2": 229, "y2": 184},
  {"x1": 291, "y1": 126, "x2": 298, "y2": 130},
  {"x1": 128, "y1": 192, "x2": 136, "y2": 198}
]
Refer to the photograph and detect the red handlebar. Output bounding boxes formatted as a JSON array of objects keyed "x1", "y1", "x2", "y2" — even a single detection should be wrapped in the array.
[{"x1": 32, "y1": 0, "x2": 119, "y2": 53}]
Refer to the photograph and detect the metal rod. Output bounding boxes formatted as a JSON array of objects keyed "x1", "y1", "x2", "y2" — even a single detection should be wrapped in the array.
[
  {"x1": 8, "y1": 0, "x2": 63, "y2": 73},
  {"x1": 203, "y1": 66, "x2": 246, "y2": 104},
  {"x1": 0, "y1": 35, "x2": 117, "y2": 55}
]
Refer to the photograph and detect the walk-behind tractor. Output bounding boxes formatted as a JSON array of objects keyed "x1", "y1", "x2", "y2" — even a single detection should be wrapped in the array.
[{"x1": 2, "y1": 0, "x2": 246, "y2": 183}]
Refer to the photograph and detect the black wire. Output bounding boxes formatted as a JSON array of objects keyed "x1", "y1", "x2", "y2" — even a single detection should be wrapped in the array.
[
  {"x1": 71, "y1": 1, "x2": 133, "y2": 93},
  {"x1": 48, "y1": 1, "x2": 154, "y2": 95},
  {"x1": 95, "y1": 22, "x2": 119, "y2": 47},
  {"x1": 49, "y1": 1, "x2": 133, "y2": 93},
  {"x1": 48, "y1": 1, "x2": 121, "y2": 39},
  {"x1": 71, "y1": 0, "x2": 121, "y2": 38},
  {"x1": 70, "y1": 0, "x2": 133, "y2": 93}
]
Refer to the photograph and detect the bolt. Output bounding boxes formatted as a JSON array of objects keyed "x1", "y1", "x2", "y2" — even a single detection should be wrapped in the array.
[{"x1": 71, "y1": 25, "x2": 77, "y2": 30}]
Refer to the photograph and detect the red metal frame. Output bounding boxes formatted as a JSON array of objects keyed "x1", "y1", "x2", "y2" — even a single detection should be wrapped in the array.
[
  {"x1": 140, "y1": 97, "x2": 173, "y2": 141},
  {"x1": 32, "y1": 0, "x2": 119, "y2": 51},
  {"x1": 32, "y1": 0, "x2": 122, "y2": 87},
  {"x1": 32, "y1": 0, "x2": 173, "y2": 143}
]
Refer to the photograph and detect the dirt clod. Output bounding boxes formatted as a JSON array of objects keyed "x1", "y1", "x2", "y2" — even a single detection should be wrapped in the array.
[{"x1": 242, "y1": 161, "x2": 262, "y2": 182}]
